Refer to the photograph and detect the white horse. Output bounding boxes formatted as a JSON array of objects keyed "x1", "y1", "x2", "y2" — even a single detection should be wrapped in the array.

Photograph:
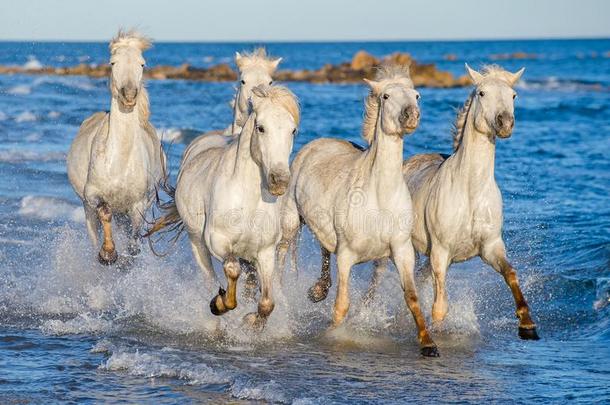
[
  {"x1": 147, "y1": 85, "x2": 299, "y2": 329},
  {"x1": 181, "y1": 48, "x2": 282, "y2": 163},
  {"x1": 365, "y1": 64, "x2": 539, "y2": 340},
  {"x1": 279, "y1": 65, "x2": 440, "y2": 357},
  {"x1": 67, "y1": 30, "x2": 166, "y2": 264}
]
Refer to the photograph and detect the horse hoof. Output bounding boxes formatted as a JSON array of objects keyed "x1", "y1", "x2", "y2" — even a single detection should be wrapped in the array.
[
  {"x1": 209, "y1": 287, "x2": 228, "y2": 316},
  {"x1": 98, "y1": 249, "x2": 118, "y2": 266},
  {"x1": 519, "y1": 326, "x2": 540, "y2": 340},
  {"x1": 308, "y1": 282, "x2": 329, "y2": 303},
  {"x1": 243, "y1": 312, "x2": 266, "y2": 331},
  {"x1": 421, "y1": 345, "x2": 440, "y2": 358}
]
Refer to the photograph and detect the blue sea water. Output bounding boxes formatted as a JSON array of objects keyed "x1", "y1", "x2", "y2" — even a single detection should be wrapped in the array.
[{"x1": 0, "y1": 39, "x2": 609, "y2": 403}]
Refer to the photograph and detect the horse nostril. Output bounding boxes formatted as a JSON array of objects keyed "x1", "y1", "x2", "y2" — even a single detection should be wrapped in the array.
[
  {"x1": 496, "y1": 115, "x2": 503, "y2": 127},
  {"x1": 497, "y1": 113, "x2": 514, "y2": 128}
]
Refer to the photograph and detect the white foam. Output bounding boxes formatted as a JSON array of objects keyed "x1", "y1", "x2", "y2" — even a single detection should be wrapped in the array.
[
  {"x1": 18, "y1": 195, "x2": 85, "y2": 223},
  {"x1": 230, "y1": 378, "x2": 287, "y2": 403},
  {"x1": 23, "y1": 55, "x2": 42, "y2": 70},
  {"x1": 0, "y1": 111, "x2": 7, "y2": 121},
  {"x1": 48, "y1": 111, "x2": 61, "y2": 119},
  {"x1": 159, "y1": 128, "x2": 184, "y2": 143},
  {"x1": 100, "y1": 348, "x2": 229, "y2": 385},
  {"x1": 0, "y1": 149, "x2": 65, "y2": 163},
  {"x1": 41, "y1": 313, "x2": 113, "y2": 335},
  {"x1": 594, "y1": 277, "x2": 610, "y2": 310},
  {"x1": 15, "y1": 111, "x2": 37, "y2": 122},
  {"x1": 24, "y1": 132, "x2": 42, "y2": 142},
  {"x1": 7, "y1": 85, "x2": 31, "y2": 95}
]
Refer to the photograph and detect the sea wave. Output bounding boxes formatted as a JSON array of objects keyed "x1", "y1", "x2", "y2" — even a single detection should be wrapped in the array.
[
  {"x1": 0, "y1": 149, "x2": 65, "y2": 163},
  {"x1": 18, "y1": 195, "x2": 84, "y2": 223},
  {"x1": 23, "y1": 55, "x2": 42, "y2": 70},
  {"x1": 99, "y1": 347, "x2": 230, "y2": 385},
  {"x1": 517, "y1": 77, "x2": 609, "y2": 92},
  {"x1": 6, "y1": 85, "x2": 31, "y2": 95},
  {"x1": 97, "y1": 344, "x2": 289, "y2": 402},
  {"x1": 15, "y1": 111, "x2": 37, "y2": 123}
]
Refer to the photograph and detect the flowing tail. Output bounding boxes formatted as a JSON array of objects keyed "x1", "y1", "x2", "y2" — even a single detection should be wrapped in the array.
[{"x1": 143, "y1": 175, "x2": 185, "y2": 256}]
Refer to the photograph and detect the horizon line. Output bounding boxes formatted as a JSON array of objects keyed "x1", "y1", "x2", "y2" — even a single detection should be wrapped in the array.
[{"x1": 1, "y1": 35, "x2": 609, "y2": 44}]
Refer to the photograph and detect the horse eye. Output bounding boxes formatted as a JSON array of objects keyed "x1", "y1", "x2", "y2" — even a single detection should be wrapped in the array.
[
  {"x1": 241, "y1": 80, "x2": 246, "y2": 85},
  {"x1": 110, "y1": 62, "x2": 115, "y2": 66},
  {"x1": 269, "y1": 81, "x2": 273, "y2": 85},
  {"x1": 292, "y1": 128, "x2": 297, "y2": 135},
  {"x1": 141, "y1": 64, "x2": 145, "y2": 68},
  {"x1": 382, "y1": 94, "x2": 389, "y2": 100},
  {"x1": 478, "y1": 91, "x2": 485, "y2": 97},
  {"x1": 257, "y1": 125, "x2": 265, "y2": 133},
  {"x1": 416, "y1": 94, "x2": 421, "y2": 100},
  {"x1": 513, "y1": 93, "x2": 517, "y2": 99}
]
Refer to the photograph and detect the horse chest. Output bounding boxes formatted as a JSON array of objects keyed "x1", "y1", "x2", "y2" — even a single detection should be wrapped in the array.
[
  {"x1": 437, "y1": 192, "x2": 502, "y2": 261},
  {"x1": 338, "y1": 188, "x2": 411, "y2": 259},
  {"x1": 206, "y1": 197, "x2": 280, "y2": 260}
]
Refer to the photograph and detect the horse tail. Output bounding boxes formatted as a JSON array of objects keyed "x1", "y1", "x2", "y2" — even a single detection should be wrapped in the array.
[{"x1": 143, "y1": 175, "x2": 185, "y2": 257}]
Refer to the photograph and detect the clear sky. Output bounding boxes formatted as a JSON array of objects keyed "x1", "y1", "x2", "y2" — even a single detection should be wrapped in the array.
[{"x1": 0, "y1": 0, "x2": 608, "y2": 41}]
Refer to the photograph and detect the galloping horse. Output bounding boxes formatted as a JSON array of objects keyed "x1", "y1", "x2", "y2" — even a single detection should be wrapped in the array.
[
  {"x1": 67, "y1": 30, "x2": 166, "y2": 264},
  {"x1": 147, "y1": 85, "x2": 299, "y2": 329},
  {"x1": 278, "y1": 64, "x2": 439, "y2": 356}
]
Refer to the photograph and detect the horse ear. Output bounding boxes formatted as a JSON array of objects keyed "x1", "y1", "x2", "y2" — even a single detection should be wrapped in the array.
[
  {"x1": 508, "y1": 67, "x2": 525, "y2": 86},
  {"x1": 363, "y1": 78, "x2": 382, "y2": 95},
  {"x1": 269, "y1": 57, "x2": 282, "y2": 72},
  {"x1": 235, "y1": 52, "x2": 243, "y2": 68},
  {"x1": 465, "y1": 63, "x2": 483, "y2": 85}
]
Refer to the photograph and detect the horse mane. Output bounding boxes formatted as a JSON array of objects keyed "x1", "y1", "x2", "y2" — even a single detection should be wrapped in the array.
[
  {"x1": 138, "y1": 85, "x2": 151, "y2": 123},
  {"x1": 362, "y1": 63, "x2": 413, "y2": 144},
  {"x1": 251, "y1": 85, "x2": 300, "y2": 126},
  {"x1": 478, "y1": 64, "x2": 517, "y2": 84},
  {"x1": 235, "y1": 47, "x2": 280, "y2": 74},
  {"x1": 451, "y1": 89, "x2": 475, "y2": 151},
  {"x1": 109, "y1": 29, "x2": 152, "y2": 54}
]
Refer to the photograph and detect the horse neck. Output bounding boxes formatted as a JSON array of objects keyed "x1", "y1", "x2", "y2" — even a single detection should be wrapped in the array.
[
  {"x1": 452, "y1": 112, "x2": 497, "y2": 192},
  {"x1": 107, "y1": 96, "x2": 141, "y2": 155},
  {"x1": 231, "y1": 115, "x2": 261, "y2": 182},
  {"x1": 362, "y1": 108, "x2": 405, "y2": 193}
]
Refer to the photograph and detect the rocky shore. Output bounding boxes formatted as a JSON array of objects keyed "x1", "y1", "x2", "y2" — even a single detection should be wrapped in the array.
[{"x1": 0, "y1": 51, "x2": 471, "y2": 88}]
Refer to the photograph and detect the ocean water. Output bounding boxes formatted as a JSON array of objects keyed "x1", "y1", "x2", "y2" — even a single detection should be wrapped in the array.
[{"x1": 0, "y1": 39, "x2": 609, "y2": 403}]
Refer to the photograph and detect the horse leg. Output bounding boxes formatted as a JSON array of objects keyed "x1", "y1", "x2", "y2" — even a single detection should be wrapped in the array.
[
  {"x1": 125, "y1": 202, "x2": 146, "y2": 257},
  {"x1": 188, "y1": 232, "x2": 218, "y2": 286},
  {"x1": 429, "y1": 247, "x2": 450, "y2": 324},
  {"x1": 244, "y1": 247, "x2": 276, "y2": 330},
  {"x1": 362, "y1": 258, "x2": 388, "y2": 305},
  {"x1": 482, "y1": 240, "x2": 539, "y2": 340},
  {"x1": 210, "y1": 256, "x2": 241, "y2": 316},
  {"x1": 84, "y1": 204, "x2": 100, "y2": 249},
  {"x1": 392, "y1": 242, "x2": 439, "y2": 357},
  {"x1": 331, "y1": 249, "x2": 355, "y2": 327},
  {"x1": 308, "y1": 246, "x2": 332, "y2": 303},
  {"x1": 97, "y1": 202, "x2": 118, "y2": 265}
]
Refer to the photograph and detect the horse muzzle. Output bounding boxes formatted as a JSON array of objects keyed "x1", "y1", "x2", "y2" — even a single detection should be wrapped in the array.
[
  {"x1": 119, "y1": 87, "x2": 138, "y2": 108},
  {"x1": 400, "y1": 106, "x2": 420, "y2": 134},
  {"x1": 495, "y1": 112, "x2": 514, "y2": 138},
  {"x1": 267, "y1": 171, "x2": 289, "y2": 196}
]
